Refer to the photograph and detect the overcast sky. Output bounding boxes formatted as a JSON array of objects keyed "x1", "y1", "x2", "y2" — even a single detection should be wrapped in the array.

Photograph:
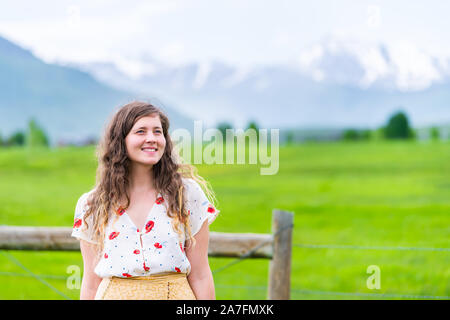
[{"x1": 1, "y1": 0, "x2": 450, "y2": 69}]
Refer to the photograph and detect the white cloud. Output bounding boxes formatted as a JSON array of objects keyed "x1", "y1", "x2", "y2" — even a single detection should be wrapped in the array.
[
  {"x1": 1, "y1": 0, "x2": 450, "y2": 88},
  {"x1": 113, "y1": 57, "x2": 158, "y2": 80},
  {"x1": 298, "y1": 45, "x2": 323, "y2": 70},
  {"x1": 154, "y1": 42, "x2": 186, "y2": 67},
  {"x1": 221, "y1": 66, "x2": 252, "y2": 88},
  {"x1": 293, "y1": 34, "x2": 450, "y2": 91},
  {"x1": 354, "y1": 46, "x2": 389, "y2": 88},
  {"x1": 387, "y1": 42, "x2": 441, "y2": 91},
  {"x1": 192, "y1": 61, "x2": 212, "y2": 90}
]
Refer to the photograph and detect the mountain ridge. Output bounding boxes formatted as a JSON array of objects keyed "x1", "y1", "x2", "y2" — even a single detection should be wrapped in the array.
[
  {"x1": 0, "y1": 35, "x2": 193, "y2": 146},
  {"x1": 74, "y1": 46, "x2": 450, "y2": 130}
]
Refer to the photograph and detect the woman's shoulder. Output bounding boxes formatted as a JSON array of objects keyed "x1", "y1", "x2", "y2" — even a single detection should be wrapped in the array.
[
  {"x1": 78, "y1": 188, "x2": 96, "y2": 201},
  {"x1": 181, "y1": 177, "x2": 212, "y2": 204},
  {"x1": 181, "y1": 177, "x2": 205, "y2": 195},
  {"x1": 75, "y1": 188, "x2": 96, "y2": 212},
  {"x1": 181, "y1": 177, "x2": 197, "y2": 188}
]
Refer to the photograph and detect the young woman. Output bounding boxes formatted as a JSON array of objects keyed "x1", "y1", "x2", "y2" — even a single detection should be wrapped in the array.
[{"x1": 71, "y1": 101, "x2": 220, "y2": 300}]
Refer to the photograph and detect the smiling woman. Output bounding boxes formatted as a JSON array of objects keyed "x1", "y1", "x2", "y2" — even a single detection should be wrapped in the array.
[
  {"x1": 71, "y1": 101, "x2": 220, "y2": 300},
  {"x1": 125, "y1": 115, "x2": 166, "y2": 167}
]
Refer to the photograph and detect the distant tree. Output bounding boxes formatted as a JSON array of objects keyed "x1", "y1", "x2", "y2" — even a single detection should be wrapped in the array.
[
  {"x1": 245, "y1": 120, "x2": 260, "y2": 147},
  {"x1": 360, "y1": 129, "x2": 371, "y2": 140},
  {"x1": 384, "y1": 111, "x2": 414, "y2": 139},
  {"x1": 216, "y1": 122, "x2": 233, "y2": 137},
  {"x1": 342, "y1": 129, "x2": 371, "y2": 141},
  {"x1": 0, "y1": 131, "x2": 3, "y2": 147},
  {"x1": 26, "y1": 118, "x2": 49, "y2": 147},
  {"x1": 430, "y1": 127, "x2": 440, "y2": 141},
  {"x1": 216, "y1": 122, "x2": 234, "y2": 147},
  {"x1": 285, "y1": 130, "x2": 295, "y2": 145},
  {"x1": 246, "y1": 120, "x2": 259, "y2": 139},
  {"x1": 343, "y1": 129, "x2": 359, "y2": 141},
  {"x1": 7, "y1": 131, "x2": 26, "y2": 146}
]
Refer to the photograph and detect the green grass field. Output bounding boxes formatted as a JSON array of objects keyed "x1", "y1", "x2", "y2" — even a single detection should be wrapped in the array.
[{"x1": 0, "y1": 141, "x2": 449, "y2": 299}]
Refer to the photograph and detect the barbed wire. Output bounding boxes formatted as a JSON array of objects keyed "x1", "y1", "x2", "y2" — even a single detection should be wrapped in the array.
[
  {"x1": 293, "y1": 243, "x2": 450, "y2": 252},
  {"x1": 214, "y1": 284, "x2": 450, "y2": 300},
  {"x1": 212, "y1": 223, "x2": 294, "y2": 275},
  {"x1": 0, "y1": 250, "x2": 72, "y2": 300},
  {"x1": 0, "y1": 270, "x2": 447, "y2": 300},
  {"x1": 289, "y1": 288, "x2": 450, "y2": 300},
  {"x1": 212, "y1": 225, "x2": 449, "y2": 275},
  {"x1": 210, "y1": 224, "x2": 448, "y2": 300},
  {"x1": 0, "y1": 271, "x2": 68, "y2": 280},
  {"x1": 1, "y1": 222, "x2": 448, "y2": 300}
]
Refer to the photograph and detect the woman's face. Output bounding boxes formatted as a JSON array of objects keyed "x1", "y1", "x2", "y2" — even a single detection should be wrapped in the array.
[{"x1": 125, "y1": 114, "x2": 166, "y2": 167}]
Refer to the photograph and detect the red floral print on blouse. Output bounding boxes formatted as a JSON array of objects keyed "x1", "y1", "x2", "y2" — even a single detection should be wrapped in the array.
[
  {"x1": 145, "y1": 220, "x2": 155, "y2": 233},
  {"x1": 154, "y1": 243, "x2": 162, "y2": 249},
  {"x1": 109, "y1": 232, "x2": 120, "y2": 240},
  {"x1": 207, "y1": 204, "x2": 216, "y2": 214},
  {"x1": 73, "y1": 218, "x2": 82, "y2": 228}
]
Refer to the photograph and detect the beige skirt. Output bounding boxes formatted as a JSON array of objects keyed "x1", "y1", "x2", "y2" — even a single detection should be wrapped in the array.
[{"x1": 94, "y1": 272, "x2": 197, "y2": 300}]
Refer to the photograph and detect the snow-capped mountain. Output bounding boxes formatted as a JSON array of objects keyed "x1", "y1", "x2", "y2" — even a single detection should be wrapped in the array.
[
  {"x1": 295, "y1": 37, "x2": 450, "y2": 92},
  {"x1": 70, "y1": 37, "x2": 450, "y2": 130},
  {"x1": 0, "y1": 35, "x2": 193, "y2": 146}
]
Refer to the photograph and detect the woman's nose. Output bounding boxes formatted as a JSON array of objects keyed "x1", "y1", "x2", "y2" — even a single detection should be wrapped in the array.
[{"x1": 145, "y1": 133, "x2": 157, "y2": 142}]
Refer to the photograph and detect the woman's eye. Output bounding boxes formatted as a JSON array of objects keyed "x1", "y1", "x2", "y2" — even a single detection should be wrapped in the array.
[{"x1": 136, "y1": 130, "x2": 144, "y2": 134}]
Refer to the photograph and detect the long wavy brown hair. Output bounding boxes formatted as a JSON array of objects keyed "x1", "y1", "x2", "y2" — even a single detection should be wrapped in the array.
[{"x1": 82, "y1": 101, "x2": 218, "y2": 255}]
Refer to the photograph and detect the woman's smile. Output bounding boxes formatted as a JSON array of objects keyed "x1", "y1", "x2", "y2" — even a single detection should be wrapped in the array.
[
  {"x1": 125, "y1": 114, "x2": 166, "y2": 165},
  {"x1": 141, "y1": 146, "x2": 158, "y2": 155}
]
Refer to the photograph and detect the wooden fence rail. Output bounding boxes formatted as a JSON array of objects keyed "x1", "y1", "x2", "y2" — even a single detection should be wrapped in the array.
[{"x1": 0, "y1": 209, "x2": 293, "y2": 299}]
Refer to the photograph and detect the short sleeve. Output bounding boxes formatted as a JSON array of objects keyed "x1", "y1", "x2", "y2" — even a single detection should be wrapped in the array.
[
  {"x1": 71, "y1": 192, "x2": 99, "y2": 245},
  {"x1": 184, "y1": 178, "x2": 220, "y2": 237}
]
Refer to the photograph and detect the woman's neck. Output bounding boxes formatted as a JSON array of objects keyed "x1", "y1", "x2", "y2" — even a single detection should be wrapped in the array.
[{"x1": 128, "y1": 162, "x2": 155, "y2": 193}]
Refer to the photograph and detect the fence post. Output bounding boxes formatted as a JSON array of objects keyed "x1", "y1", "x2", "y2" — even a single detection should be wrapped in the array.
[{"x1": 267, "y1": 209, "x2": 294, "y2": 300}]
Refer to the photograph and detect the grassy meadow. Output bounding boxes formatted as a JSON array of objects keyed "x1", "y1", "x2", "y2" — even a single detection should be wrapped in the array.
[{"x1": 0, "y1": 141, "x2": 449, "y2": 299}]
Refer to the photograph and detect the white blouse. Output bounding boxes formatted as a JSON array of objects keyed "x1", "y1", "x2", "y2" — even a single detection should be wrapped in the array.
[{"x1": 71, "y1": 178, "x2": 219, "y2": 278}]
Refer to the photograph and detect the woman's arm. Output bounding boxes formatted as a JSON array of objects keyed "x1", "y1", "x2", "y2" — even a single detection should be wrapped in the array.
[
  {"x1": 185, "y1": 220, "x2": 215, "y2": 300},
  {"x1": 79, "y1": 240, "x2": 103, "y2": 300}
]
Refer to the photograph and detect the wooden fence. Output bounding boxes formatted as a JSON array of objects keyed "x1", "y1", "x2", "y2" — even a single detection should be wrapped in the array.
[{"x1": 0, "y1": 209, "x2": 293, "y2": 299}]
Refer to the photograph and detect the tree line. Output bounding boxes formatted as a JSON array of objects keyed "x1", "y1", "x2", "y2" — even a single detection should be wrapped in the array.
[
  {"x1": 282, "y1": 111, "x2": 446, "y2": 144},
  {"x1": 340, "y1": 111, "x2": 443, "y2": 142},
  {"x1": 0, "y1": 118, "x2": 49, "y2": 147},
  {"x1": 0, "y1": 119, "x2": 261, "y2": 148},
  {"x1": 0, "y1": 112, "x2": 445, "y2": 148}
]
